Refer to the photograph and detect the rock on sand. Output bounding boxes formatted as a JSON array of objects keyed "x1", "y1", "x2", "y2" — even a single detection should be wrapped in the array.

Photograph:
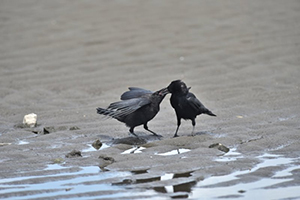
[{"x1": 23, "y1": 113, "x2": 37, "y2": 128}]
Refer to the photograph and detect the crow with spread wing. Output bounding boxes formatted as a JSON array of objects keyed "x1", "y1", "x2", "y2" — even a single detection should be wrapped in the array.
[{"x1": 97, "y1": 87, "x2": 169, "y2": 137}]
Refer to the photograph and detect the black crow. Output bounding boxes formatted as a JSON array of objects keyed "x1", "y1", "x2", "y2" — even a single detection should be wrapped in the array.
[
  {"x1": 167, "y1": 80, "x2": 216, "y2": 137},
  {"x1": 97, "y1": 87, "x2": 169, "y2": 137}
]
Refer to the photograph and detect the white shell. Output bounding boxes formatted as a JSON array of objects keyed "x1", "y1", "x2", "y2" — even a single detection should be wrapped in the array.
[{"x1": 23, "y1": 113, "x2": 37, "y2": 128}]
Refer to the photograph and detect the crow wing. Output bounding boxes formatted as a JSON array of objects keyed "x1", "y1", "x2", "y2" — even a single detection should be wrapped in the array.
[
  {"x1": 121, "y1": 87, "x2": 153, "y2": 100},
  {"x1": 106, "y1": 97, "x2": 151, "y2": 118},
  {"x1": 186, "y1": 92, "x2": 207, "y2": 112}
]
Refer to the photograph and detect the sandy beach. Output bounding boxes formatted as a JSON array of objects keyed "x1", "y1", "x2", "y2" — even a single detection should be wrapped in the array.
[{"x1": 0, "y1": 0, "x2": 300, "y2": 199}]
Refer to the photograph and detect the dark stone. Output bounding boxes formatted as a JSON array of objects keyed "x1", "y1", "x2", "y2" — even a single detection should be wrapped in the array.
[
  {"x1": 31, "y1": 129, "x2": 40, "y2": 134},
  {"x1": 43, "y1": 127, "x2": 56, "y2": 134},
  {"x1": 112, "y1": 179, "x2": 133, "y2": 185},
  {"x1": 65, "y1": 150, "x2": 82, "y2": 158},
  {"x1": 98, "y1": 154, "x2": 114, "y2": 163},
  {"x1": 209, "y1": 143, "x2": 230, "y2": 153},
  {"x1": 92, "y1": 139, "x2": 102, "y2": 150}
]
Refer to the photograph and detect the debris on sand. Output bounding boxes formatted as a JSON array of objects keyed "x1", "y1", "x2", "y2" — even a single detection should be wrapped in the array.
[
  {"x1": 98, "y1": 154, "x2": 115, "y2": 169},
  {"x1": 69, "y1": 126, "x2": 80, "y2": 130},
  {"x1": 66, "y1": 150, "x2": 82, "y2": 158},
  {"x1": 98, "y1": 155, "x2": 115, "y2": 163},
  {"x1": 43, "y1": 126, "x2": 69, "y2": 134},
  {"x1": 23, "y1": 113, "x2": 37, "y2": 128},
  {"x1": 209, "y1": 143, "x2": 230, "y2": 153},
  {"x1": 52, "y1": 158, "x2": 64, "y2": 164},
  {"x1": 43, "y1": 126, "x2": 56, "y2": 134},
  {"x1": 0, "y1": 143, "x2": 12, "y2": 147},
  {"x1": 111, "y1": 135, "x2": 158, "y2": 146},
  {"x1": 112, "y1": 179, "x2": 134, "y2": 185}
]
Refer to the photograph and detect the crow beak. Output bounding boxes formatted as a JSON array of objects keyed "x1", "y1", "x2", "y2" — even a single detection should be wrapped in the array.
[
  {"x1": 187, "y1": 87, "x2": 191, "y2": 91},
  {"x1": 159, "y1": 87, "x2": 169, "y2": 96}
]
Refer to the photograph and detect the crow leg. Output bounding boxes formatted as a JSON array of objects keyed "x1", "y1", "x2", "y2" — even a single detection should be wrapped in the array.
[
  {"x1": 129, "y1": 127, "x2": 139, "y2": 137},
  {"x1": 144, "y1": 123, "x2": 159, "y2": 136},
  {"x1": 191, "y1": 119, "x2": 196, "y2": 136},
  {"x1": 174, "y1": 126, "x2": 180, "y2": 137},
  {"x1": 173, "y1": 117, "x2": 181, "y2": 137}
]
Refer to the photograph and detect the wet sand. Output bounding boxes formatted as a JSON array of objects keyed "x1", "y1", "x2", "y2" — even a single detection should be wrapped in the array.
[{"x1": 0, "y1": 0, "x2": 300, "y2": 199}]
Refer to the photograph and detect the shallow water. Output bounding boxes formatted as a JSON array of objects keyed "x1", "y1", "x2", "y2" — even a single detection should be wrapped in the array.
[
  {"x1": 1, "y1": 151, "x2": 299, "y2": 199},
  {"x1": 82, "y1": 143, "x2": 109, "y2": 152},
  {"x1": 215, "y1": 148, "x2": 243, "y2": 162},
  {"x1": 121, "y1": 146, "x2": 146, "y2": 154},
  {"x1": 120, "y1": 146, "x2": 192, "y2": 155},
  {"x1": 190, "y1": 153, "x2": 300, "y2": 199},
  {"x1": 17, "y1": 140, "x2": 29, "y2": 145},
  {"x1": 156, "y1": 148, "x2": 191, "y2": 156},
  {"x1": 0, "y1": 165, "x2": 132, "y2": 200}
]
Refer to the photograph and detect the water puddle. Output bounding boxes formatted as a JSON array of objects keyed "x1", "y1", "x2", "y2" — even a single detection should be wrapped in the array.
[
  {"x1": 82, "y1": 143, "x2": 109, "y2": 152},
  {"x1": 113, "y1": 169, "x2": 195, "y2": 197},
  {"x1": 0, "y1": 164, "x2": 132, "y2": 200},
  {"x1": 136, "y1": 176, "x2": 161, "y2": 184},
  {"x1": 154, "y1": 181, "x2": 196, "y2": 198},
  {"x1": 273, "y1": 165, "x2": 300, "y2": 178},
  {"x1": 152, "y1": 172, "x2": 195, "y2": 198},
  {"x1": 114, "y1": 170, "x2": 195, "y2": 197},
  {"x1": 120, "y1": 147, "x2": 191, "y2": 155},
  {"x1": 156, "y1": 148, "x2": 191, "y2": 156},
  {"x1": 131, "y1": 169, "x2": 148, "y2": 174},
  {"x1": 44, "y1": 164, "x2": 68, "y2": 170},
  {"x1": 1, "y1": 149, "x2": 299, "y2": 199},
  {"x1": 17, "y1": 140, "x2": 29, "y2": 145},
  {"x1": 121, "y1": 146, "x2": 146, "y2": 154},
  {"x1": 215, "y1": 148, "x2": 243, "y2": 162},
  {"x1": 190, "y1": 153, "x2": 300, "y2": 199}
]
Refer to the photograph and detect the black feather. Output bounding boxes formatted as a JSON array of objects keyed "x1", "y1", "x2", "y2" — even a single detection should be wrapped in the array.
[
  {"x1": 167, "y1": 80, "x2": 216, "y2": 137},
  {"x1": 97, "y1": 87, "x2": 169, "y2": 137}
]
